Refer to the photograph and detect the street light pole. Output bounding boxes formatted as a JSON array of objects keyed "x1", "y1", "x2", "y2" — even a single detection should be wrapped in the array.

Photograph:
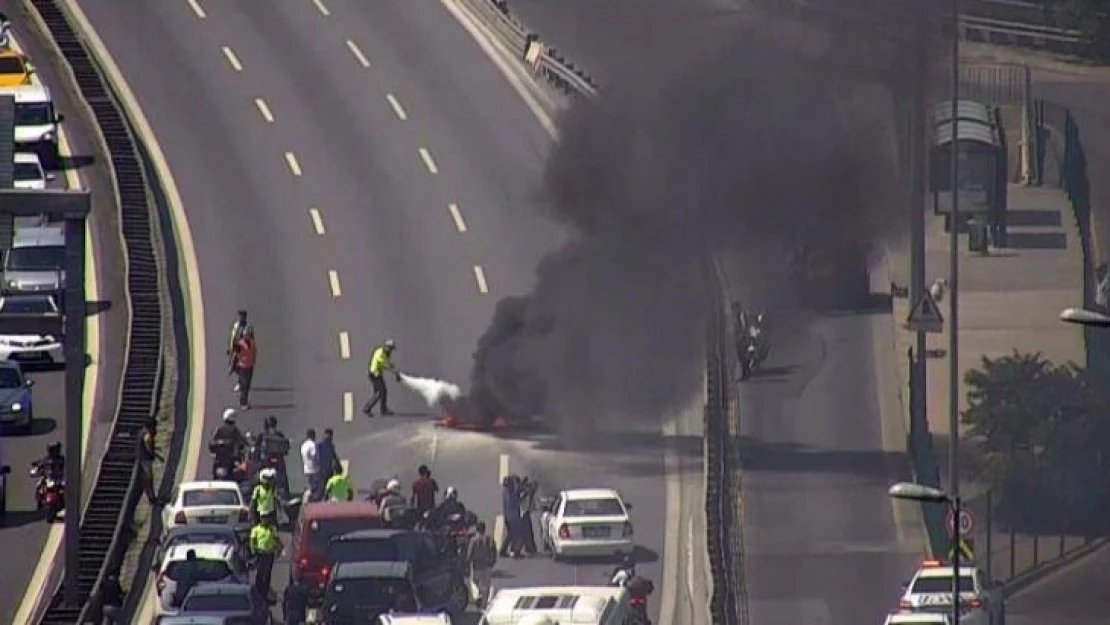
[{"x1": 948, "y1": 0, "x2": 962, "y2": 622}]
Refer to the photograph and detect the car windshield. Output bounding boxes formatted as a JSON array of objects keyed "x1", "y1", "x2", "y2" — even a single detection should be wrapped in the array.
[
  {"x1": 183, "y1": 489, "x2": 240, "y2": 507},
  {"x1": 328, "y1": 538, "x2": 400, "y2": 563},
  {"x1": 6, "y1": 246, "x2": 64, "y2": 271},
  {"x1": 307, "y1": 517, "x2": 385, "y2": 555},
  {"x1": 0, "y1": 367, "x2": 23, "y2": 388},
  {"x1": 0, "y1": 296, "x2": 55, "y2": 314},
  {"x1": 14, "y1": 162, "x2": 41, "y2": 182},
  {"x1": 0, "y1": 57, "x2": 26, "y2": 74},
  {"x1": 911, "y1": 574, "x2": 975, "y2": 594},
  {"x1": 182, "y1": 592, "x2": 252, "y2": 613},
  {"x1": 164, "y1": 559, "x2": 233, "y2": 583},
  {"x1": 564, "y1": 498, "x2": 625, "y2": 517},
  {"x1": 14, "y1": 103, "x2": 53, "y2": 126}
]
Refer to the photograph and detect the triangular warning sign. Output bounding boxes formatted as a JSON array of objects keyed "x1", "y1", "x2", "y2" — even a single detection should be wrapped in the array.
[
  {"x1": 906, "y1": 290, "x2": 945, "y2": 333},
  {"x1": 948, "y1": 538, "x2": 975, "y2": 562}
]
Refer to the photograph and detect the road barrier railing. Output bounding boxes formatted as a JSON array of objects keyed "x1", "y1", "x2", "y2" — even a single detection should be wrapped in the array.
[{"x1": 20, "y1": 0, "x2": 188, "y2": 622}]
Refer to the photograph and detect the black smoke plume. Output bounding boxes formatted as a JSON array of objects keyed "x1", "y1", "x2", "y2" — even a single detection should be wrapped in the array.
[{"x1": 464, "y1": 12, "x2": 911, "y2": 429}]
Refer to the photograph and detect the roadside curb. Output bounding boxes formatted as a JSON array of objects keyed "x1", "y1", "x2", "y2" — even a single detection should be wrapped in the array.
[{"x1": 1003, "y1": 537, "x2": 1110, "y2": 599}]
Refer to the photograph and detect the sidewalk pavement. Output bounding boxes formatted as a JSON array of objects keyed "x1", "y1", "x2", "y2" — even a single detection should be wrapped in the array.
[{"x1": 887, "y1": 180, "x2": 1086, "y2": 580}]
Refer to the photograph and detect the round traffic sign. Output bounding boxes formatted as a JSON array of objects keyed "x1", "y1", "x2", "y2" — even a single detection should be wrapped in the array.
[{"x1": 946, "y1": 509, "x2": 975, "y2": 536}]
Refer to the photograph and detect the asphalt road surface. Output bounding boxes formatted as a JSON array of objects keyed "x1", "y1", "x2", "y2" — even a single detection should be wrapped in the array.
[
  {"x1": 0, "y1": 16, "x2": 128, "y2": 621},
  {"x1": 1004, "y1": 542, "x2": 1110, "y2": 625},
  {"x1": 736, "y1": 311, "x2": 922, "y2": 624},
  {"x1": 74, "y1": 0, "x2": 680, "y2": 621}
]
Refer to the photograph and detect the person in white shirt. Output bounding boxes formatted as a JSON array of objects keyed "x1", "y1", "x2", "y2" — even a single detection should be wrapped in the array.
[{"x1": 300, "y1": 428, "x2": 321, "y2": 502}]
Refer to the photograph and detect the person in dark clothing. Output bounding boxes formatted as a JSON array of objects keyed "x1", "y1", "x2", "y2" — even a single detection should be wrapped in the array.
[
  {"x1": 171, "y1": 549, "x2": 200, "y2": 608},
  {"x1": 518, "y1": 477, "x2": 538, "y2": 556},
  {"x1": 137, "y1": 418, "x2": 163, "y2": 506},
  {"x1": 97, "y1": 573, "x2": 125, "y2": 625},
  {"x1": 282, "y1": 582, "x2": 309, "y2": 625},
  {"x1": 428, "y1": 486, "x2": 467, "y2": 530},
  {"x1": 411, "y1": 464, "x2": 439, "y2": 516},
  {"x1": 317, "y1": 428, "x2": 340, "y2": 483},
  {"x1": 500, "y1": 475, "x2": 522, "y2": 557}
]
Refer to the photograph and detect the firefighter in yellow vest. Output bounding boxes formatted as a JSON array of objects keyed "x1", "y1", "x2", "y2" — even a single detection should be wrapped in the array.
[
  {"x1": 324, "y1": 462, "x2": 353, "y2": 502},
  {"x1": 250, "y1": 514, "x2": 283, "y2": 601},
  {"x1": 362, "y1": 339, "x2": 398, "y2": 417}
]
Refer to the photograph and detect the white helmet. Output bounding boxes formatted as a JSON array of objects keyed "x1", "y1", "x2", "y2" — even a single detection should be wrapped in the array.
[
  {"x1": 259, "y1": 468, "x2": 277, "y2": 482},
  {"x1": 222, "y1": 408, "x2": 237, "y2": 423},
  {"x1": 444, "y1": 486, "x2": 458, "y2": 501},
  {"x1": 386, "y1": 478, "x2": 401, "y2": 493},
  {"x1": 384, "y1": 339, "x2": 396, "y2": 350}
]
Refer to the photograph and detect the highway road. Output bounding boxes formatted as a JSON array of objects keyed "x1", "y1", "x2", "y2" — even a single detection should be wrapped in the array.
[
  {"x1": 735, "y1": 309, "x2": 924, "y2": 623},
  {"x1": 0, "y1": 17, "x2": 127, "y2": 623},
  {"x1": 71, "y1": 0, "x2": 685, "y2": 621},
  {"x1": 1004, "y1": 542, "x2": 1110, "y2": 625}
]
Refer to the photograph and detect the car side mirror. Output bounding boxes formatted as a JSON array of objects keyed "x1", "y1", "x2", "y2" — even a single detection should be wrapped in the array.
[
  {"x1": 25, "y1": 379, "x2": 34, "y2": 387},
  {"x1": 901, "y1": 580, "x2": 909, "y2": 590},
  {"x1": 55, "y1": 114, "x2": 64, "y2": 124},
  {"x1": 624, "y1": 502, "x2": 633, "y2": 510}
]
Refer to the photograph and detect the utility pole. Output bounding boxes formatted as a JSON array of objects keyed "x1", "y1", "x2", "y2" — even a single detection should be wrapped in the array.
[
  {"x1": 948, "y1": 0, "x2": 963, "y2": 620},
  {"x1": 909, "y1": 17, "x2": 928, "y2": 440}
]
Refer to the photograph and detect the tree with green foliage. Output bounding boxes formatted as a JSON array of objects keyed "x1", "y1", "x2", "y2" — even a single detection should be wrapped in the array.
[
  {"x1": 962, "y1": 350, "x2": 1110, "y2": 530},
  {"x1": 1044, "y1": 0, "x2": 1110, "y2": 58}
]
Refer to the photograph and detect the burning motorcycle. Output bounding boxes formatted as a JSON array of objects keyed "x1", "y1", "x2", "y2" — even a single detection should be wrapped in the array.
[{"x1": 30, "y1": 461, "x2": 65, "y2": 523}]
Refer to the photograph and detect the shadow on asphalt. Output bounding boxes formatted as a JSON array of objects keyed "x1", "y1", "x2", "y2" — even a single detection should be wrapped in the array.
[
  {"x1": 0, "y1": 509, "x2": 43, "y2": 529},
  {"x1": 56, "y1": 154, "x2": 95, "y2": 172},
  {"x1": 0, "y1": 416, "x2": 58, "y2": 438},
  {"x1": 735, "y1": 437, "x2": 912, "y2": 480},
  {"x1": 86, "y1": 299, "x2": 112, "y2": 316}
]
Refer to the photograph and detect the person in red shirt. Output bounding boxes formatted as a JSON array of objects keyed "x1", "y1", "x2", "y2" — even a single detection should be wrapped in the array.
[
  {"x1": 232, "y1": 326, "x2": 257, "y2": 409},
  {"x1": 411, "y1": 464, "x2": 439, "y2": 516}
]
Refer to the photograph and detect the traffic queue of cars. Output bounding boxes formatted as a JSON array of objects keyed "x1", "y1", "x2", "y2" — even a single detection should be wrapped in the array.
[{"x1": 882, "y1": 559, "x2": 1007, "y2": 625}]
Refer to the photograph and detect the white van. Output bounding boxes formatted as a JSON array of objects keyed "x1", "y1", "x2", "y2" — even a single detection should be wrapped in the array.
[
  {"x1": 0, "y1": 84, "x2": 63, "y2": 163},
  {"x1": 480, "y1": 586, "x2": 636, "y2": 625}
]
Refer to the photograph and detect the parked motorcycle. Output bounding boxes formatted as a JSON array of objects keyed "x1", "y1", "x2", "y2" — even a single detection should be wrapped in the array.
[
  {"x1": 607, "y1": 569, "x2": 654, "y2": 624},
  {"x1": 30, "y1": 462, "x2": 65, "y2": 523}
]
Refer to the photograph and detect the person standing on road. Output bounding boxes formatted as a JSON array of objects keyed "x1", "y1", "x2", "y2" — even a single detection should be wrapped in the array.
[
  {"x1": 301, "y1": 428, "x2": 321, "y2": 501},
  {"x1": 324, "y1": 461, "x2": 353, "y2": 502},
  {"x1": 228, "y1": 309, "x2": 248, "y2": 391},
  {"x1": 411, "y1": 464, "x2": 439, "y2": 517},
  {"x1": 250, "y1": 515, "x2": 283, "y2": 603},
  {"x1": 362, "y1": 339, "x2": 398, "y2": 417},
  {"x1": 316, "y1": 428, "x2": 340, "y2": 485},
  {"x1": 466, "y1": 521, "x2": 498, "y2": 609},
  {"x1": 231, "y1": 325, "x2": 257, "y2": 410}
]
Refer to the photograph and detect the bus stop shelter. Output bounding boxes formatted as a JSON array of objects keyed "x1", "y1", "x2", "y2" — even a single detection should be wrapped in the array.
[{"x1": 931, "y1": 100, "x2": 1008, "y2": 246}]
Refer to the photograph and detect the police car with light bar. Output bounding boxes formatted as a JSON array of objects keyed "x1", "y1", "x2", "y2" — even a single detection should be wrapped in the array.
[{"x1": 898, "y1": 559, "x2": 1003, "y2": 625}]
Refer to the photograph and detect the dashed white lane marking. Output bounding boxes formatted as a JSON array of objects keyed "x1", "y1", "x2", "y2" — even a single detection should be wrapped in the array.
[
  {"x1": 328, "y1": 270, "x2": 342, "y2": 297},
  {"x1": 339, "y1": 331, "x2": 351, "y2": 360},
  {"x1": 346, "y1": 40, "x2": 371, "y2": 68},
  {"x1": 312, "y1": 0, "x2": 331, "y2": 15},
  {"x1": 473, "y1": 265, "x2": 489, "y2": 294},
  {"x1": 285, "y1": 152, "x2": 303, "y2": 176},
  {"x1": 386, "y1": 94, "x2": 408, "y2": 121},
  {"x1": 221, "y1": 46, "x2": 243, "y2": 71},
  {"x1": 418, "y1": 148, "x2": 439, "y2": 174},
  {"x1": 309, "y1": 208, "x2": 326, "y2": 234},
  {"x1": 447, "y1": 203, "x2": 468, "y2": 233},
  {"x1": 343, "y1": 391, "x2": 354, "y2": 422},
  {"x1": 254, "y1": 98, "x2": 274, "y2": 122},
  {"x1": 187, "y1": 0, "x2": 207, "y2": 18}
]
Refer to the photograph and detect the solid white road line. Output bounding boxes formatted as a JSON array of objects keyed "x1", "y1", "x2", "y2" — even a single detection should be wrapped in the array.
[
  {"x1": 312, "y1": 0, "x2": 331, "y2": 16},
  {"x1": 221, "y1": 46, "x2": 243, "y2": 71},
  {"x1": 309, "y1": 208, "x2": 326, "y2": 235},
  {"x1": 498, "y1": 453, "x2": 510, "y2": 483},
  {"x1": 343, "y1": 392, "x2": 354, "y2": 422},
  {"x1": 418, "y1": 147, "x2": 439, "y2": 174},
  {"x1": 187, "y1": 0, "x2": 207, "y2": 18},
  {"x1": 473, "y1": 265, "x2": 489, "y2": 294},
  {"x1": 328, "y1": 270, "x2": 342, "y2": 297},
  {"x1": 385, "y1": 94, "x2": 408, "y2": 121},
  {"x1": 346, "y1": 40, "x2": 371, "y2": 68},
  {"x1": 285, "y1": 152, "x2": 302, "y2": 176},
  {"x1": 254, "y1": 98, "x2": 274, "y2": 122},
  {"x1": 58, "y1": 4, "x2": 209, "y2": 624},
  {"x1": 338, "y1": 331, "x2": 351, "y2": 360},
  {"x1": 447, "y1": 203, "x2": 467, "y2": 233}
]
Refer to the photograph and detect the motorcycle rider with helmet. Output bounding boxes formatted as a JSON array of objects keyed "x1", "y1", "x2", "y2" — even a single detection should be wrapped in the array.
[
  {"x1": 209, "y1": 409, "x2": 248, "y2": 480},
  {"x1": 427, "y1": 486, "x2": 468, "y2": 531},
  {"x1": 34, "y1": 442, "x2": 64, "y2": 480},
  {"x1": 259, "y1": 415, "x2": 291, "y2": 495},
  {"x1": 251, "y1": 467, "x2": 285, "y2": 523}
]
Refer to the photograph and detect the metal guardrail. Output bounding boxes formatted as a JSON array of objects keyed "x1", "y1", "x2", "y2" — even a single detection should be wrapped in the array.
[
  {"x1": 20, "y1": 0, "x2": 170, "y2": 621},
  {"x1": 960, "y1": 15, "x2": 1083, "y2": 50},
  {"x1": 457, "y1": 0, "x2": 597, "y2": 98}
]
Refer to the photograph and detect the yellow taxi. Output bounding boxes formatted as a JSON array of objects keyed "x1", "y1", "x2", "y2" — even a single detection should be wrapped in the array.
[{"x1": 0, "y1": 50, "x2": 34, "y2": 87}]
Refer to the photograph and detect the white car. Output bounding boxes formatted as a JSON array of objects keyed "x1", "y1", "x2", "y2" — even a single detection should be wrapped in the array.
[
  {"x1": 162, "y1": 480, "x2": 250, "y2": 532},
  {"x1": 884, "y1": 611, "x2": 953, "y2": 625},
  {"x1": 378, "y1": 615, "x2": 453, "y2": 625},
  {"x1": 899, "y1": 560, "x2": 1002, "y2": 625},
  {"x1": 155, "y1": 541, "x2": 249, "y2": 615},
  {"x1": 539, "y1": 488, "x2": 634, "y2": 559},
  {"x1": 0, "y1": 294, "x2": 63, "y2": 365},
  {"x1": 13, "y1": 151, "x2": 52, "y2": 190}
]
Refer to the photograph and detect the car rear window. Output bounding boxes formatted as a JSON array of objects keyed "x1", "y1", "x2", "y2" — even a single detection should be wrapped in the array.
[
  {"x1": 307, "y1": 517, "x2": 384, "y2": 554},
  {"x1": 183, "y1": 489, "x2": 241, "y2": 507},
  {"x1": 182, "y1": 592, "x2": 252, "y2": 613},
  {"x1": 564, "y1": 498, "x2": 625, "y2": 517},
  {"x1": 0, "y1": 57, "x2": 25, "y2": 74},
  {"x1": 164, "y1": 559, "x2": 233, "y2": 582},
  {"x1": 325, "y1": 578, "x2": 413, "y2": 608},
  {"x1": 167, "y1": 532, "x2": 235, "y2": 550},
  {"x1": 911, "y1": 575, "x2": 974, "y2": 594}
]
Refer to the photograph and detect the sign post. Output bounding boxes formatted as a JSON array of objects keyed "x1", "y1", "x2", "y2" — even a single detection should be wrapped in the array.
[{"x1": 946, "y1": 508, "x2": 975, "y2": 537}]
